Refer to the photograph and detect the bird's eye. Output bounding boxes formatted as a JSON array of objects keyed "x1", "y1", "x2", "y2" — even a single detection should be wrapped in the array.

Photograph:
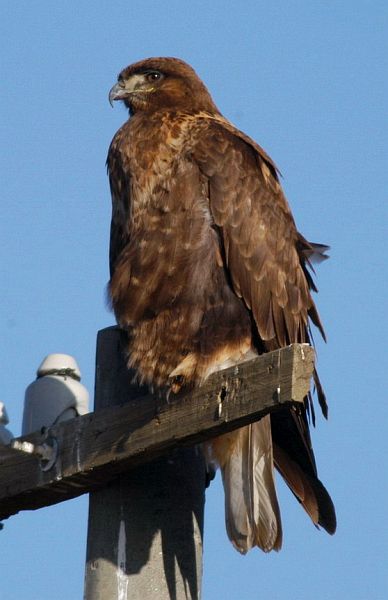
[{"x1": 146, "y1": 71, "x2": 163, "y2": 82}]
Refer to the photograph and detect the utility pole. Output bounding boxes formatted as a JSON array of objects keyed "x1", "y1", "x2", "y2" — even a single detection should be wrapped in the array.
[
  {"x1": 84, "y1": 327, "x2": 206, "y2": 600},
  {"x1": 0, "y1": 328, "x2": 314, "y2": 599}
]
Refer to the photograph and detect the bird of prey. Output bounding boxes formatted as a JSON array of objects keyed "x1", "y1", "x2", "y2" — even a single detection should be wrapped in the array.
[{"x1": 107, "y1": 57, "x2": 336, "y2": 553}]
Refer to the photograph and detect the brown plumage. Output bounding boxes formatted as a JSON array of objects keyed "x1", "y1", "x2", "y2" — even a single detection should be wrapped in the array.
[{"x1": 107, "y1": 56, "x2": 336, "y2": 553}]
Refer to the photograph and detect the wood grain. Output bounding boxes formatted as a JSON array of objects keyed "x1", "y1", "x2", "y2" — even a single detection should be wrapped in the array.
[{"x1": 0, "y1": 329, "x2": 314, "y2": 521}]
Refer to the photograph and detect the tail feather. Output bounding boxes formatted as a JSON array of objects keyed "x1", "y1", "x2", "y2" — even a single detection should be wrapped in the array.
[
  {"x1": 209, "y1": 417, "x2": 282, "y2": 554},
  {"x1": 274, "y1": 443, "x2": 336, "y2": 535}
]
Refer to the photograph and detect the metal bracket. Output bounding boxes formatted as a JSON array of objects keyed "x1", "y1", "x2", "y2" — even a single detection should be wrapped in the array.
[{"x1": 11, "y1": 436, "x2": 58, "y2": 472}]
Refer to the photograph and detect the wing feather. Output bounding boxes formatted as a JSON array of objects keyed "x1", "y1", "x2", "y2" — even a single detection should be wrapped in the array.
[
  {"x1": 193, "y1": 116, "x2": 336, "y2": 534},
  {"x1": 193, "y1": 119, "x2": 321, "y2": 349}
]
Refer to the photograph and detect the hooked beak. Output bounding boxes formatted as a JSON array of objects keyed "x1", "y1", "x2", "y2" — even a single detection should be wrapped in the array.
[
  {"x1": 109, "y1": 74, "x2": 156, "y2": 107},
  {"x1": 109, "y1": 82, "x2": 127, "y2": 107}
]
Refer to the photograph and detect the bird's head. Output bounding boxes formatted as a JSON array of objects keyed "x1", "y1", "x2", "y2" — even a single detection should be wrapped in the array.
[{"x1": 109, "y1": 57, "x2": 219, "y2": 115}]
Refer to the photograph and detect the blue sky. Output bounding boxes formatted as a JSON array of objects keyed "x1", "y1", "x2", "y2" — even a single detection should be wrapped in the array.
[{"x1": 1, "y1": 2, "x2": 387, "y2": 598}]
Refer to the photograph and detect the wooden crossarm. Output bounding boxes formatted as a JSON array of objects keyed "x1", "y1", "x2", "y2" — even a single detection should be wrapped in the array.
[{"x1": 0, "y1": 343, "x2": 314, "y2": 521}]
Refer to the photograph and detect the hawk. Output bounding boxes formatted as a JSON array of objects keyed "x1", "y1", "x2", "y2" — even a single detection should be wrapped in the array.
[{"x1": 107, "y1": 57, "x2": 336, "y2": 553}]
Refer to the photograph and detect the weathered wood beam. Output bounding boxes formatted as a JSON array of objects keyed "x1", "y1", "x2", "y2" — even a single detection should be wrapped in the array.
[{"x1": 0, "y1": 343, "x2": 314, "y2": 521}]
